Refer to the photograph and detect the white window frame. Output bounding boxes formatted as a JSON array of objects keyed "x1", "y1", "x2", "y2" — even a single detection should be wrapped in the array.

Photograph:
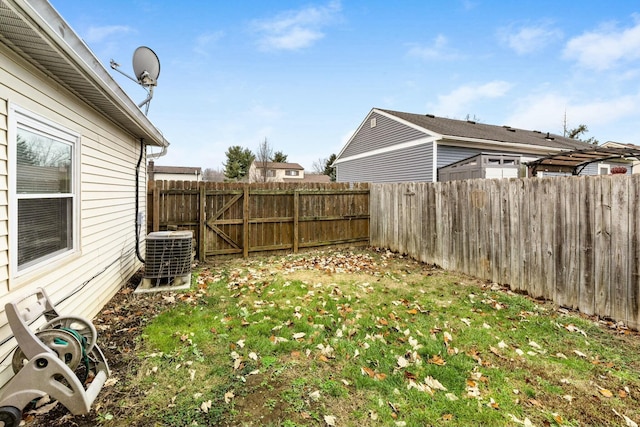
[
  {"x1": 285, "y1": 170, "x2": 299, "y2": 176},
  {"x1": 598, "y1": 163, "x2": 610, "y2": 175},
  {"x1": 9, "y1": 105, "x2": 80, "y2": 278}
]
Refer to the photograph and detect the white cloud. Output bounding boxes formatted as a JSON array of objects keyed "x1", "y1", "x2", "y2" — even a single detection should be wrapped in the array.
[
  {"x1": 499, "y1": 22, "x2": 563, "y2": 55},
  {"x1": 430, "y1": 81, "x2": 512, "y2": 118},
  {"x1": 84, "y1": 25, "x2": 133, "y2": 43},
  {"x1": 505, "y1": 92, "x2": 640, "y2": 136},
  {"x1": 251, "y1": 0, "x2": 342, "y2": 51},
  {"x1": 407, "y1": 34, "x2": 461, "y2": 60},
  {"x1": 563, "y1": 15, "x2": 640, "y2": 70},
  {"x1": 194, "y1": 31, "x2": 224, "y2": 56}
]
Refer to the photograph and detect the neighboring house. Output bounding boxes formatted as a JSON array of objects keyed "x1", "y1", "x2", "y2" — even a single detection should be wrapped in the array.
[
  {"x1": 302, "y1": 173, "x2": 332, "y2": 183},
  {"x1": 248, "y1": 161, "x2": 305, "y2": 183},
  {"x1": 600, "y1": 141, "x2": 639, "y2": 174},
  {"x1": 334, "y1": 108, "x2": 611, "y2": 183},
  {"x1": 0, "y1": 0, "x2": 169, "y2": 387},
  {"x1": 148, "y1": 160, "x2": 202, "y2": 181}
]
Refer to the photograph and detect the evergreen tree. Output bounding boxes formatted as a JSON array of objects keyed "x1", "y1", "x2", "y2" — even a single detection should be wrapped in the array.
[
  {"x1": 223, "y1": 145, "x2": 254, "y2": 181},
  {"x1": 271, "y1": 151, "x2": 288, "y2": 163},
  {"x1": 324, "y1": 154, "x2": 337, "y2": 181}
]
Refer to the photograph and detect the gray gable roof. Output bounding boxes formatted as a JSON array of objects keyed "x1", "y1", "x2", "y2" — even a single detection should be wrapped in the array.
[{"x1": 378, "y1": 109, "x2": 594, "y2": 150}]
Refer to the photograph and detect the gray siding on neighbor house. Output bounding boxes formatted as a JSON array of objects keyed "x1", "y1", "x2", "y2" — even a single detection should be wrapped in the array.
[
  {"x1": 337, "y1": 142, "x2": 434, "y2": 183},
  {"x1": 340, "y1": 112, "x2": 427, "y2": 158}
]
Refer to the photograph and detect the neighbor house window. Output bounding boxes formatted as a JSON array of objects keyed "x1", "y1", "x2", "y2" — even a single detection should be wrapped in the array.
[
  {"x1": 266, "y1": 170, "x2": 276, "y2": 177},
  {"x1": 285, "y1": 170, "x2": 299, "y2": 176},
  {"x1": 11, "y1": 107, "x2": 78, "y2": 273}
]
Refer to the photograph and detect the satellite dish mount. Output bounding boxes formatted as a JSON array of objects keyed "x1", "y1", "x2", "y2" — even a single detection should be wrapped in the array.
[{"x1": 110, "y1": 46, "x2": 161, "y2": 115}]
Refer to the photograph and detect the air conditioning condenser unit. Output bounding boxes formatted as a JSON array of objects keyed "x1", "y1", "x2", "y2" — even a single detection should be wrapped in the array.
[{"x1": 136, "y1": 231, "x2": 193, "y2": 293}]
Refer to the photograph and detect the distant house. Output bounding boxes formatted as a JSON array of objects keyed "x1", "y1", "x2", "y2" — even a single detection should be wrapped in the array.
[
  {"x1": 334, "y1": 108, "x2": 612, "y2": 183},
  {"x1": 248, "y1": 161, "x2": 305, "y2": 183},
  {"x1": 600, "y1": 141, "x2": 639, "y2": 174},
  {"x1": 302, "y1": 173, "x2": 332, "y2": 183},
  {"x1": 0, "y1": 0, "x2": 169, "y2": 386},
  {"x1": 148, "y1": 161, "x2": 202, "y2": 181}
]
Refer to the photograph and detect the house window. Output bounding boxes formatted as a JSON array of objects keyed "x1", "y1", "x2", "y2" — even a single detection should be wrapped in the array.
[
  {"x1": 11, "y1": 108, "x2": 78, "y2": 273},
  {"x1": 285, "y1": 170, "x2": 299, "y2": 176},
  {"x1": 370, "y1": 117, "x2": 377, "y2": 128},
  {"x1": 598, "y1": 164, "x2": 610, "y2": 175},
  {"x1": 266, "y1": 170, "x2": 276, "y2": 177}
]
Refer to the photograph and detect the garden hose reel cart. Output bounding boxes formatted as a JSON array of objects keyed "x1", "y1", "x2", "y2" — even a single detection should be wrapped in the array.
[{"x1": 0, "y1": 288, "x2": 110, "y2": 426}]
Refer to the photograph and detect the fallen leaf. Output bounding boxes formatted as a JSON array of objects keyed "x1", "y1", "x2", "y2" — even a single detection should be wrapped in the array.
[
  {"x1": 442, "y1": 413, "x2": 454, "y2": 421},
  {"x1": 361, "y1": 366, "x2": 375, "y2": 378},
  {"x1": 599, "y1": 388, "x2": 614, "y2": 398},
  {"x1": 428, "y1": 355, "x2": 446, "y2": 366},
  {"x1": 224, "y1": 391, "x2": 234, "y2": 404},
  {"x1": 375, "y1": 372, "x2": 387, "y2": 381},
  {"x1": 201, "y1": 400, "x2": 212, "y2": 413},
  {"x1": 397, "y1": 356, "x2": 409, "y2": 368},
  {"x1": 292, "y1": 332, "x2": 306, "y2": 340},
  {"x1": 104, "y1": 377, "x2": 119, "y2": 387},
  {"x1": 424, "y1": 376, "x2": 447, "y2": 391},
  {"x1": 444, "y1": 331, "x2": 453, "y2": 345},
  {"x1": 324, "y1": 415, "x2": 337, "y2": 426}
]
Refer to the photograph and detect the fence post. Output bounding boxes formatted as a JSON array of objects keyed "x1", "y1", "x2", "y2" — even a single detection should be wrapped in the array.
[
  {"x1": 243, "y1": 184, "x2": 249, "y2": 258},
  {"x1": 293, "y1": 190, "x2": 299, "y2": 253},
  {"x1": 153, "y1": 180, "x2": 160, "y2": 232},
  {"x1": 199, "y1": 182, "x2": 206, "y2": 262}
]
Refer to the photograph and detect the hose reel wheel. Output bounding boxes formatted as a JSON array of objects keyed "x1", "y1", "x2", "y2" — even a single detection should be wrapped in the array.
[
  {"x1": 0, "y1": 405, "x2": 22, "y2": 427},
  {"x1": 11, "y1": 329, "x2": 83, "y2": 374},
  {"x1": 42, "y1": 315, "x2": 97, "y2": 354}
]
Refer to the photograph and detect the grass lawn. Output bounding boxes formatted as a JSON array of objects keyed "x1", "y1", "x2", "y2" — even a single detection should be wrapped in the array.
[{"x1": 100, "y1": 248, "x2": 640, "y2": 426}]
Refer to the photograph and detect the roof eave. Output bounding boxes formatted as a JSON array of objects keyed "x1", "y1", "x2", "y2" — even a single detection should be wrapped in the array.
[{"x1": 7, "y1": 0, "x2": 169, "y2": 148}]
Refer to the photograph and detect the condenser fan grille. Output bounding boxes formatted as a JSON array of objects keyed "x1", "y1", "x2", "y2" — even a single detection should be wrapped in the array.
[{"x1": 145, "y1": 231, "x2": 192, "y2": 279}]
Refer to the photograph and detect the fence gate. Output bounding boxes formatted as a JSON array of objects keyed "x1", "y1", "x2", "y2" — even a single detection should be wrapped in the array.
[
  {"x1": 204, "y1": 187, "x2": 248, "y2": 257},
  {"x1": 148, "y1": 181, "x2": 370, "y2": 260}
]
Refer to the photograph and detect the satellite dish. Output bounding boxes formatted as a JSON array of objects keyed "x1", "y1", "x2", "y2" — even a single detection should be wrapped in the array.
[
  {"x1": 110, "y1": 46, "x2": 161, "y2": 115},
  {"x1": 132, "y1": 46, "x2": 160, "y2": 86}
]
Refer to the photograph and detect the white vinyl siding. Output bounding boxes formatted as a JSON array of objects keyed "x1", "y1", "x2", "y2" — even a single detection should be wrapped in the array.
[{"x1": 0, "y1": 37, "x2": 144, "y2": 386}]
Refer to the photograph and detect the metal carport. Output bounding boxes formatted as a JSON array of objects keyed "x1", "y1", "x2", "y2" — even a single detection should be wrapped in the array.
[{"x1": 525, "y1": 146, "x2": 640, "y2": 176}]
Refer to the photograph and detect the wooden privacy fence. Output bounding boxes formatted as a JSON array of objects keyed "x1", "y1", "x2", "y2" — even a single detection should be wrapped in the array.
[
  {"x1": 370, "y1": 175, "x2": 640, "y2": 330},
  {"x1": 147, "y1": 181, "x2": 369, "y2": 259}
]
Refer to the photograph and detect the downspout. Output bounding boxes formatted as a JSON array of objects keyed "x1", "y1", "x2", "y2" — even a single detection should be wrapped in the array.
[
  {"x1": 135, "y1": 139, "x2": 146, "y2": 263},
  {"x1": 136, "y1": 138, "x2": 168, "y2": 263}
]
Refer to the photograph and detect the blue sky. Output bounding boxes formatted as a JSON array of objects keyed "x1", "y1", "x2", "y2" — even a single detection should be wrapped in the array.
[{"x1": 50, "y1": 0, "x2": 640, "y2": 171}]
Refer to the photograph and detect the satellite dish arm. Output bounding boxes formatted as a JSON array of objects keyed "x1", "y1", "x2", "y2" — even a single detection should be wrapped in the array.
[{"x1": 110, "y1": 60, "x2": 139, "y2": 84}]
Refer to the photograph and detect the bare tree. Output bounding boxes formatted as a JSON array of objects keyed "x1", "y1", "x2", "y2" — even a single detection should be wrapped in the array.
[
  {"x1": 312, "y1": 157, "x2": 327, "y2": 174},
  {"x1": 202, "y1": 168, "x2": 225, "y2": 182},
  {"x1": 254, "y1": 138, "x2": 274, "y2": 182}
]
